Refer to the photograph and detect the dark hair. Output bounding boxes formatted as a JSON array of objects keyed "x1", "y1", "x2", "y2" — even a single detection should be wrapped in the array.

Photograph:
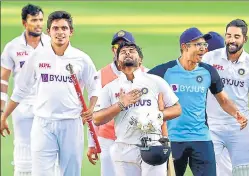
[
  {"x1": 117, "y1": 41, "x2": 143, "y2": 59},
  {"x1": 226, "y1": 19, "x2": 248, "y2": 37},
  {"x1": 47, "y1": 11, "x2": 73, "y2": 30},
  {"x1": 22, "y1": 4, "x2": 43, "y2": 21}
]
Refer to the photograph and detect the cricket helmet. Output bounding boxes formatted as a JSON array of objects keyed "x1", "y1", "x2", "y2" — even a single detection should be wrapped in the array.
[{"x1": 138, "y1": 137, "x2": 171, "y2": 166}]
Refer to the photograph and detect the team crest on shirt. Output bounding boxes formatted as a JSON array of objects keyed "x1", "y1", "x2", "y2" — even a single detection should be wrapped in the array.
[
  {"x1": 141, "y1": 88, "x2": 148, "y2": 95},
  {"x1": 66, "y1": 64, "x2": 73, "y2": 72},
  {"x1": 19, "y1": 61, "x2": 25, "y2": 68},
  {"x1": 238, "y1": 68, "x2": 245, "y2": 75},
  {"x1": 196, "y1": 76, "x2": 203, "y2": 83},
  {"x1": 117, "y1": 30, "x2": 125, "y2": 37}
]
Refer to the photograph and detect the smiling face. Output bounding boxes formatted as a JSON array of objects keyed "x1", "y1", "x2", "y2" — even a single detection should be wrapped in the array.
[
  {"x1": 47, "y1": 19, "x2": 73, "y2": 47},
  {"x1": 182, "y1": 37, "x2": 208, "y2": 63},
  {"x1": 225, "y1": 26, "x2": 247, "y2": 54}
]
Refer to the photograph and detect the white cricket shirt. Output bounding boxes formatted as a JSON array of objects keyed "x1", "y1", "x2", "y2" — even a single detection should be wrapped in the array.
[
  {"x1": 1, "y1": 32, "x2": 50, "y2": 104},
  {"x1": 95, "y1": 68, "x2": 179, "y2": 144},
  {"x1": 202, "y1": 48, "x2": 249, "y2": 125},
  {"x1": 11, "y1": 43, "x2": 99, "y2": 120}
]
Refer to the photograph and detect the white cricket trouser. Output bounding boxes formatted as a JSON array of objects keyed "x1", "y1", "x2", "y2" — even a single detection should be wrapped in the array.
[
  {"x1": 98, "y1": 137, "x2": 115, "y2": 176},
  {"x1": 31, "y1": 116, "x2": 84, "y2": 176},
  {"x1": 209, "y1": 123, "x2": 249, "y2": 169},
  {"x1": 218, "y1": 148, "x2": 232, "y2": 176},
  {"x1": 12, "y1": 103, "x2": 34, "y2": 174},
  {"x1": 110, "y1": 142, "x2": 167, "y2": 176}
]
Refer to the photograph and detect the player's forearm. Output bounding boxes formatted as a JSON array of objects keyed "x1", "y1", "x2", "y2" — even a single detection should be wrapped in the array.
[
  {"x1": 215, "y1": 91, "x2": 238, "y2": 118},
  {"x1": 93, "y1": 103, "x2": 121, "y2": 126},
  {"x1": 219, "y1": 99, "x2": 238, "y2": 118},
  {"x1": 1, "y1": 100, "x2": 19, "y2": 120},
  {"x1": 88, "y1": 96, "x2": 98, "y2": 111},
  {"x1": 162, "y1": 102, "x2": 182, "y2": 121}
]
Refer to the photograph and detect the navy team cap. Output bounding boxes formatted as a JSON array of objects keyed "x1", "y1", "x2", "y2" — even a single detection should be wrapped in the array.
[
  {"x1": 111, "y1": 30, "x2": 135, "y2": 45},
  {"x1": 180, "y1": 27, "x2": 212, "y2": 44}
]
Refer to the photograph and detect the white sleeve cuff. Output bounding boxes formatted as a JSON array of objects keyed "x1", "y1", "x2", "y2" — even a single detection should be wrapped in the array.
[{"x1": 10, "y1": 93, "x2": 22, "y2": 103}]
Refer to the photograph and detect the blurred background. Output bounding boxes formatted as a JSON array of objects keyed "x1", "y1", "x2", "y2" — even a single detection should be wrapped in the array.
[{"x1": 1, "y1": 1, "x2": 249, "y2": 175}]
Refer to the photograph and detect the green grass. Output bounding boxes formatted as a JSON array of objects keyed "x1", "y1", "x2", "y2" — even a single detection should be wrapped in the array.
[{"x1": 1, "y1": 1, "x2": 249, "y2": 176}]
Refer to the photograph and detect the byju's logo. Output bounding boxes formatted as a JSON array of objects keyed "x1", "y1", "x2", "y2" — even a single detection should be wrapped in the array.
[
  {"x1": 41, "y1": 74, "x2": 72, "y2": 83},
  {"x1": 170, "y1": 84, "x2": 205, "y2": 93},
  {"x1": 171, "y1": 84, "x2": 179, "y2": 92}
]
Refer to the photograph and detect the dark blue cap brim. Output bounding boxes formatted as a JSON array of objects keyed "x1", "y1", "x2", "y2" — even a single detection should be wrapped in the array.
[
  {"x1": 111, "y1": 37, "x2": 133, "y2": 45},
  {"x1": 190, "y1": 33, "x2": 212, "y2": 42}
]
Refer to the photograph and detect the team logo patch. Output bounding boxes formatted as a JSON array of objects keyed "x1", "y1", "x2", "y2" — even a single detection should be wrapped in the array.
[
  {"x1": 66, "y1": 64, "x2": 73, "y2": 72},
  {"x1": 238, "y1": 68, "x2": 245, "y2": 75},
  {"x1": 171, "y1": 84, "x2": 179, "y2": 92},
  {"x1": 141, "y1": 88, "x2": 148, "y2": 95},
  {"x1": 117, "y1": 30, "x2": 125, "y2": 37},
  {"x1": 20, "y1": 61, "x2": 25, "y2": 68},
  {"x1": 196, "y1": 76, "x2": 203, "y2": 83}
]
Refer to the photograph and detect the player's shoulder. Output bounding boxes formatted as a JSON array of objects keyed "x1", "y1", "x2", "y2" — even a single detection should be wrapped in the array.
[
  {"x1": 99, "y1": 63, "x2": 112, "y2": 72},
  {"x1": 148, "y1": 60, "x2": 177, "y2": 78},
  {"x1": 102, "y1": 76, "x2": 118, "y2": 90},
  {"x1": 145, "y1": 72, "x2": 168, "y2": 85},
  {"x1": 3, "y1": 34, "x2": 24, "y2": 50},
  {"x1": 70, "y1": 46, "x2": 93, "y2": 63},
  {"x1": 150, "y1": 60, "x2": 177, "y2": 71},
  {"x1": 204, "y1": 48, "x2": 225, "y2": 59},
  {"x1": 199, "y1": 62, "x2": 218, "y2": 76}
]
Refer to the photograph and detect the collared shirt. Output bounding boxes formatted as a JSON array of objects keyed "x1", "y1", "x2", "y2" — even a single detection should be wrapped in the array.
[
  {"x1": 11, "y1": 43, "x2": 99, "y2": 120},
  {"x1": 1, "y1": 32, "x2": 50, "y2": 104},
  {"x1": 202, "y1": 47, "x2": 249, "y2": 125},
  {"x1": 148, "y1": 59, "x2": 223, "y2": 142},
  {"x1": 95, "y1": 68, "x2": 178, "y2": 145}
]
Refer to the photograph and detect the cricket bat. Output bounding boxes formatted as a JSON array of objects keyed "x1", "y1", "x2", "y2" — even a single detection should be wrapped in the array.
[
  {"x1": 158, "y1": 93, "x2": 176, "y2": 176},
  {"x1": 68, "y1": 64, "x2": 101, "y2": 153}
]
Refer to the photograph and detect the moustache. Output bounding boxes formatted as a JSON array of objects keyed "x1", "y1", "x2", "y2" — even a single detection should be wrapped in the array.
[{"x1": 28, "y1": 31, "x2": 42, "y2": 37}]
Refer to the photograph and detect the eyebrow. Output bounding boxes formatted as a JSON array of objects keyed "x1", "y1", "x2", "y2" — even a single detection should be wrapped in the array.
[{"x1": 226, "y1": 33, "x2": 241, "y2": 37}]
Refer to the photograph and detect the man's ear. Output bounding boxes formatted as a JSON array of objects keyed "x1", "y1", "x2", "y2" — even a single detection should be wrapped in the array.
[
  {"x1": 244, "y1": 35, "x2": 248, "y2": 43},
  {"x1": 47, "y1": 29, "x2": 51, "y2": 36},
  {"x1": 22, "y1": 20, "x2": 26, "y2": 28},
  {"x1": 181, "y1": 43, "x2": 188, "y2": 52},
  {"x1": 69, "y1": 29, "x2": 74, "y2": 37}
]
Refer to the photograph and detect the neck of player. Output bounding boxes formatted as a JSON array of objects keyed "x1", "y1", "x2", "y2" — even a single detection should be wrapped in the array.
[
  {"x1": 51, "y1": 41, "x2": 69, "y2": 56},
  {"x1": 179, "y1": 56, "x2": 197, "y2": 71},
  {"x1": 25, "y1": 31, "x2": 41, "y2": 49},
  {"x1": 122, "y1": 67, "x2": 138, "y2": 81},
  {"x1": 227, "y1": 48, "x2": 243, "y2": 62}
]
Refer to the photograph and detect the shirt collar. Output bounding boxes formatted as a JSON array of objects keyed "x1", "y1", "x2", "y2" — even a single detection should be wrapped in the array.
[
  {"x1": 62, "y1": 43, "x2": 73, "y2": 57},
  {"x1": 21, "y1": 31, "x2": 45, "y2": 46},
  {"x1": 220, "y1": 47, "x2": 246, "y2": 63},
  {"x1": 120, "y1": 67, "x2": 143, "y2": 82}
]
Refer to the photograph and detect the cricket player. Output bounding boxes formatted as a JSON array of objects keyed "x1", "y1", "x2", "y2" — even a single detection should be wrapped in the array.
[
  {"x1": 148, "y1": 27, "x2": 247, "y2": 176},
  {"x1": 87, "y1": 30, "x2": 149, "y2": 176},
  {"x1": 0, "y1": 4, "x2": 50, "y2": 176},
  {"x1": 1, "y1": 11, "x2": 98, "y2": 176},
  {"x1": 206, "y1": 31, "x2": 233, "y2": 176},
  {"x1": 202, "y1": 19, "x2": 249, "y2": 175},
  {"x1": 93, "y1": 41, "x2": 182, "y2": 176}
]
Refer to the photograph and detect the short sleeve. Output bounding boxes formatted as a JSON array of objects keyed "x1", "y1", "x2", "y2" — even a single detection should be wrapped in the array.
[{"x1": 1, "y1": 43, "x2": 14, "y2": 71}]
